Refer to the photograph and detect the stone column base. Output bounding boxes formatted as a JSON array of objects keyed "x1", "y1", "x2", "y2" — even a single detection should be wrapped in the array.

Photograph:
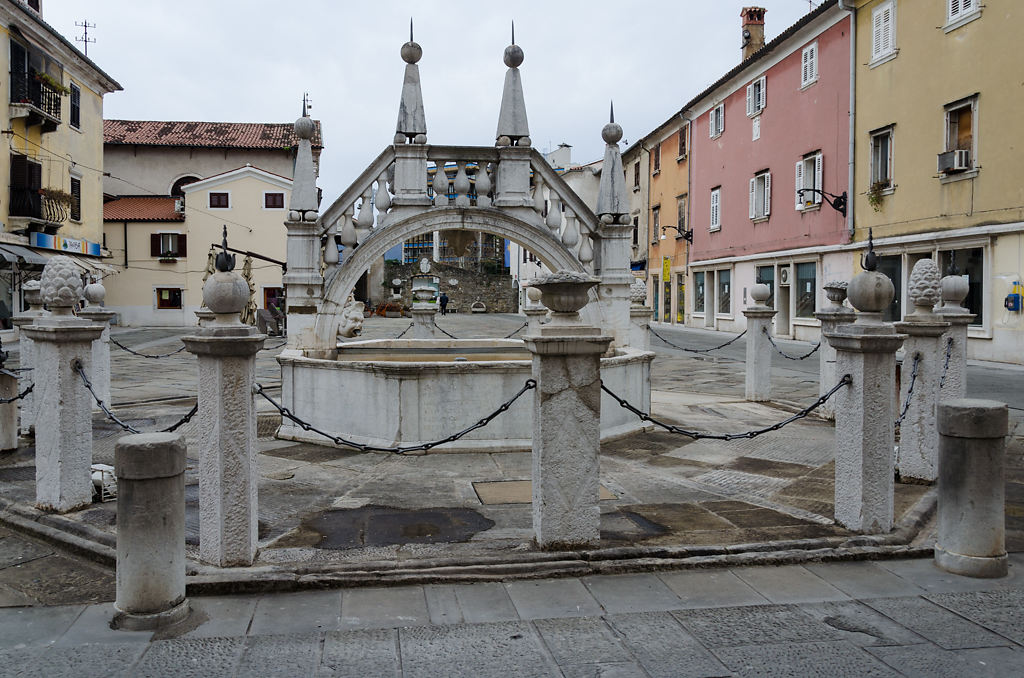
[
  {"x1": 112, "y1": 598, "x2": 190, "y2": 632},
  {"x1": 934, "y1": 546, "x2": 1007, "y2": 579}
]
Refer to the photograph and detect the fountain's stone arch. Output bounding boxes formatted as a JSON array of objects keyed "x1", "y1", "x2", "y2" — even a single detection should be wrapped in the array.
[{"x1": 314, "y1": 206, "x2": 595, "y2": 346}]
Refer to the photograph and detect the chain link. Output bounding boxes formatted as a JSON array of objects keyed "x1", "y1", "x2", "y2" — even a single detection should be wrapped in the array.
[
  {"x1": 894, "y1": 353, "x2": 921, "y2": 429},
  {"x1": 938, "y1": 336, "x2": 953, "y2": 390},
  {"x1": 762, "y1": 328, "x2": 821, "y2": 361},
  {"x1": 601, "y1": 374, "x2": 852, "y2": 441},
  {"x1": 649, "y1": 327, "x2": 747, "y2": 354},
  {"x1": 261, "y1": 339, "x2": 288, "y2": 351},
  {"x1": 110, "y1": 336, "x2": 187, "y2": 359},
  {"x1": 255, "y1": 378, "x2": 536, "y2": 455},
  {"x1": 503, "y1": 321, "x2": 529, "y2": 339},
  {"x1": 0, "y1": 383, "x2": 33, "y2": 404},
  {"x1": 72, "y1": 359, "x2": 197, "y2": 434},
  {"x1": 434, "y1": 324, "x2": 459, "y2": 340},
  {"x1": 393, "y1": 322, "x2": 414, "y2": 339}
]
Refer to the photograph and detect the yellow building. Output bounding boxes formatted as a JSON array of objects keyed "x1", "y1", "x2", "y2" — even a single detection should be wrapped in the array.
[
  {"x1": 850, "y1": 0, "x2": 1023, "y2": 363},
  {"x1": 0, "y1": 1, "x2": 121, "y2": 330}
]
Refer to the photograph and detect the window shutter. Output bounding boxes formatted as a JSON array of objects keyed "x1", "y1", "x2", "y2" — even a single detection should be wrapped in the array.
[
  {"x1": 758, "y1": 77, "x2": 766, "y2": 111},
  {"x1": 814, "y1": 154, "x2": 824, "y2": 204},
  {"x1": 178, "y1": 234, "x2": 187, "y2": 257},
  {"x1": 795, "y1": 160, "x2": 804, "y2": 210},
  {"x1": 10, "y1": 156, "x2": 28, "y2": 190},
  {"x1": 709, "y1": 109, "x2": 716, "y2": 138},
  {"x1": 711, "y1": 190, "x2": 720, "y2": 229},
  {"x1": 718, "y1": 106, "x2": 724, "y2": 134},
  {"x1": 872, "y1": 7, "x2": 884, "y2": 59},
  {"x1": 811, "y1": 44, "x2": 818, "y2": 80},
  {"x1": 150, "y1": 233, "x2": 161, "y2": 257},
  {"x1": 802, "y1": 49, "x2": 810, "y2": 85},
  {"x1": 749, "y1": 178, "x2": 756, "y2": 219},
  {"x1": 763, "y1": 173, "x2": 771, "y2": 216},
  {"x1": 746, "y1": 85, "x2": 753, "y2": 116},
  {"x1": 950, "y1": 0, "x2": 960, "y2": 18},
  {"x1": 880, "y1": 6, "x2": 892, "y2": 55}
]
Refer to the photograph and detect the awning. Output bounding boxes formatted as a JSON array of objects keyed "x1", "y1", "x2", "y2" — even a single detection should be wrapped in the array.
[
  {"x1": 0, "y1": 244, "x2": 119, "y2": 276},
  {"x1": 0, "y1": 244, "x2": 49, "y2": 265}
]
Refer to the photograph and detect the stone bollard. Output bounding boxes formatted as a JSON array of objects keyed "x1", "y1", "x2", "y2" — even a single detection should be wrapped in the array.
[
  {"x1": 934, "y1": 263, "x2": 975, "y2": 401},
  {"x1": 743, "y1": 283, "x2": 777, "y2": 402},
  {"x1": 410, "y1": 305, "x2": 438, "y2": 339},
  {"x1": 524, "y1": 272, "x2": 611, "y2": 548},
  {"x1": 77, "y1": 277, "x2": 116, "y2": 410},
  {"x1": 0, "y1": 366, "x2": 16, "y2": 452},
  {"x1": 823, "y1": 236, "x2": 905, "y2": 532},
  {"x1": 523, "y1": 307, "x2": 548, "y2": 335},
  {"x1": 9, "y1": 280, "x2": 49, "y2": 436},
  {"x1": 935, "y1": 399, "x2": 1008, "y2": 578},
  {"x1": 628, "y1": 278, "x2": 652, "y2": 351},
  {"x1": 893, "y1": 260, "x2": 949, "y2": 482},
  {"x1": 22, "y1": 257, "x2": 104, "y2": 512},
  {"x1": 815, "y1": 281, "x2": 855, "y2": 421},
  {"x1": 112, "y1": 432, "x2": 190, "y2": 630},
  {"x1": 182, "y1": 231, "x2": 266, "y2": 566}
]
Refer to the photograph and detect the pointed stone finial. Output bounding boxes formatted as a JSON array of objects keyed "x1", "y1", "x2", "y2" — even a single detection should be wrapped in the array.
[
  {"x1": 906, "y1": 258, "x2": 941, "y2": 317},
  {"x1": 39, "y1": 255, "x2": 84, "y2": 315},
  {"x1": 215, "y1": 226, "x2": 236, "y2": 272},
  {"x1": 289, "y1": 110, "x2": 319, "y2": 219},
  {"x1": 496, "y1": 23, "x2": 530, "y2": 146},
  {"x1": 861, "y1": 228, "x2": 878, "y2": 272},
  {"x1": 596, "y1": 104, "x2": 628, "y2": 223},
  {"x1": 396, "y1": 22, "x2": 427, "y2": 145}
]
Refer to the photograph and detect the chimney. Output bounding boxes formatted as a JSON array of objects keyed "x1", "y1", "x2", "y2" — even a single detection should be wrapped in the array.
[{"x1": 741, "y1": 7, "x2": 766, "y2": 61}]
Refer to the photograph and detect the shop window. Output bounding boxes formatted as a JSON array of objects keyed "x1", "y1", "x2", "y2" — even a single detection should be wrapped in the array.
[
  {"x1": 156, "y1": 287, "x2": 182, "y2": 310},
  {"x1": 694, "y1": 272, "x2": 705, "y2": 313},
  {"x1": 756, "y1": 265, "x2": 774, "y2": 309},
  {"x1": 939, "y1": 247, "x2": 984, "y2": 326},
  {"x1": 717, "y1": 269, "x2": 731, "y2": 315},
  {"x1": 795, "y1": 262, "x2": 816, "y2": 318}
]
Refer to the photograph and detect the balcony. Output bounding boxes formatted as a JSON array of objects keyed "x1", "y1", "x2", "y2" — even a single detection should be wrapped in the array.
[
  {"x1": 9, "y1": 70, "x2": 62, "y2": 133},
  {"x1": 8, "y1": 187, "x2": 69, "y2": 234}
]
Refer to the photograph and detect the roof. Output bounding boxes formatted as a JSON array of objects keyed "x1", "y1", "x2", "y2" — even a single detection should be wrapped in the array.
[
  {"x1": 103, "y1": 196, "x2": 184, "y2": 222},
  {"x1": 104, "y1": 119, "x2": 324, "y2": 151}
]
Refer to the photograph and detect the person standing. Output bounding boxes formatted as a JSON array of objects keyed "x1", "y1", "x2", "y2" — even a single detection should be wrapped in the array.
[{"x1": 439, "y1": 292, "x2": 449, "y2": 315}]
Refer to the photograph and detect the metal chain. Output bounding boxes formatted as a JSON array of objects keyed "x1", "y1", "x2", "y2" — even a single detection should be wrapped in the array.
[
  {"x1": 649, "y1": 327, "x2": 747, "y2": 354},
  {"x1": 394, "y1": 322, "x2": 414, "y2": 339},
  {"x1": 434, "y1": 324, "x2": 459, "y2": 340},
  {"x1": 110, "y1": 336, "x2": 188, "y2": 359},
  {"x1": 762, "y1": 328, "x2": 821, "y2": 361},
  {"x1": 503, "y1": 321, "x2": 529, "y2": 339},
  {"x1": 72, "y1": 359, "x2": 197, "y2": 434},
  {"x1": 254, "y1": 378, "x2": 537, "y2": 455},
  {"x1": 0, "y1": 383, "x2": 33, "y2": 404},
  {"x1": 261, "y1": 340, "x2": 288, "y2": 351},
  {"x1": 938, "y1": 337, "x2": 953, "y2": 389},
  {"x1": 894, "y1": 352, "x2": 921, "y2": 428},
  {"x1": 601, "y1": 374, "x2": 852, "y2": 441}
]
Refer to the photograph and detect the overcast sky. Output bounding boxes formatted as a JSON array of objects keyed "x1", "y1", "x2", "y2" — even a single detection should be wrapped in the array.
[{"x1": 43, "y1": 0, "x2": 819, "y2": 200}]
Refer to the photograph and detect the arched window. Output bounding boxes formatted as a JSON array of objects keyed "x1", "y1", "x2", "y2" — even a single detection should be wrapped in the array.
[{"x1": 170, "y1": 176, "x2": 200, "y2": 198}]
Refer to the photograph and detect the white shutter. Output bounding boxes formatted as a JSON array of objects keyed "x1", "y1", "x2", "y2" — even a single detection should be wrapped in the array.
[
  {"x1": 763, "y1": 173, "x2": 771, "y2": 216},
  {"x1": 801, "y1": 48, "x2": 810, "y2": 86},
  {"x1": 711, "y1": 189, "x2": 720, "y2": 229},
  {"x1": 872, "y1": 6, "x2": 884, "y2": 59},
  {"x1": 709, "y1": 109, "x2": 716, "y2": 138},
  {"x1": 758, "y1": 77, "x2": 766, "y2": 111},
  {"x1": 718, "y1": 105, "x2": 724, "y2": 134},
  {"x1": 811, "y1": 44, "x2": 818, "y2": 80},
  {"x1": 749, "y1": 178, "x2": 756, "y2": 219},
  {"x1": 880, "y1": 5, "x2": 892, "y2": 55},
  {"x1": 746, "y1": 85, "x2": 754, "y2": 116},
  {"x1": 950, "y1": 0, "x2": 961, "y2": 19},
  {"x1": 752, "y1": 116, "x2": 760, "y2": 141},
  {"x1": 795, "y1": 160, "x2": 804, "y2": 210},
  {"x1": 813, "y1": 154, "x2": 823, "y2": 204}
]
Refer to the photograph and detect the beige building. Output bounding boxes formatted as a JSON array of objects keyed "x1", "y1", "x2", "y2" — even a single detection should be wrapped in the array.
[{"x1": 101, "y1": 119, "x2": 323, "y2": 326}]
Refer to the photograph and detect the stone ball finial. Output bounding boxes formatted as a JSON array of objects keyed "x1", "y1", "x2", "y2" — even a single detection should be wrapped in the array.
[
  {"x1": 40, "y1": 255, "x2": 84, "y2": 314},
  {"x1": 83, "y1": 277, "x2": 106, "y2": 305},
  {"x1": 750, "y1": 283, "x2": 771, "y2": 306},
  {"x1": 847, "y1": 269, "x2": 894, "y2": 314},
  {"x1": 629, "y1": 278, "x2": 648, "y2": 305},
  {"x1": 526, "y1": 286, "x2": 543, "y2": 303},
  {"x1": 294, "y1": 115, "x2": 315, "y2": 140},
  {"x1": 203, "y1": 271, "x2": 250, "y2": 316},
  {"x1": 940, "y1": 273, "x2": 970, "y2": 311},
  {"x1": 602, "y1": 122, "x2": 623, "y2": 145},
  {"x1": 401, "y1": 41, "x2": 423, "y2": 64},
  {"x1": 907, "y1": 258, "x2": 941, "y2": 314},
  {"x1": 504, "y1": 44, "x2": 524, "y2": 68}
]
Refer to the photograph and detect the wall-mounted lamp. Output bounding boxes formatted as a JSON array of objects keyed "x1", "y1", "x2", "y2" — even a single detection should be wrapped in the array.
[
  {"x1": 660, "y1": 225, "x2": 693, "y2": 243},
  {"x1": 797, "y1": 188, "x2": 847, "y2": 217}
]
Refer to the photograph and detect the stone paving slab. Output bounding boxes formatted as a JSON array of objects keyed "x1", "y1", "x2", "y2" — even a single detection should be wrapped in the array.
[
  {"x1": 604, "y1": 611, "x2": 730, "y2": 678},
  {"x1": 860, "y1": 596, "x2": 1009, "y2": 650},
  {"x1": 711, "y1": 640, "x2": 900, "y2": 677},
  {"x1": 866, "y1": 643, "x2": 1014, "y2": 678}
]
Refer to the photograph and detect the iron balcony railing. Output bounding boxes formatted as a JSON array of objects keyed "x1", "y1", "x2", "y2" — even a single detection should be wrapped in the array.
[
  {"x1": 10, "y1": 70, "x2": 62, "y2": 121},
  {"x1": 9, "y1": 188, "x2": 69, "y2": 224}
]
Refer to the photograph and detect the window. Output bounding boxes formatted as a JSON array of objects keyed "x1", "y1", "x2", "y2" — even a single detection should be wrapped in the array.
[
  {"x1": 795, "y1": 152, "x2": 823, "y2": 209},
  {"x1": 156, "y1": 288, "x2": 183, "y2": 310},
  {"x1": 709, "y1": 104, "x2": 724, "y2": 138},
  {"x1": 871, "y1": 1, "x2": 896, "y2": 63},
  {"x1": 710, "y1": 187, "x2": 721, "y2": 231},
  {"x1": 631, "y1": 216, "x2": 639, "y2": 246},
  {"x1": 717, "y1": 269, "x2": 731, "y2": 315},
  {"x1": 801, "y1": 42, "x2": 819, "y2": 88},
  {"x1": 677, "y1": 126, "x2": 687, "y2": 159},
  {"x1": 795, "y1": 262, "x2": 817, "y2": 318},
  {"x1": 752, "y1": 116, "x2": 760, "y2": 141},
  {"x1": 150, "y1": 232, "x2": 187, "y2": 258},
  {"x1": 651, "y1": 206, "x2": 660, "y2": 243},
  {"x1": 652, "y1": 143, "x2": 661, "y2": 173},
  {"x1": 209, "y1": 192, "x2": 229, "y2": 208},
  {"x1": 69, "y1": 83, "x2": 81, "y2": 129},
  {"x1": 663, "y1": 277, "x2": 672, "y2": 322},
  {"x1": 746, "y1": 76, "x2": 766, "y2": 117},
  {"x1": 942, "y1": 96, "x2": 977, "y2": 173},
  {"x1": 676, "y1": 194, "x2": 687, "y2": 235},
  {"x1": 264, "y1": 192, "x2": 285, "y2": 209},
  {"x1": 749, "y1": 170, "x2": 771, "y2": 220},
  {"x1": 676, "y1": 273, "x2": 685, "y2": 322},
  {"x1": 870, "y1": 127, "x2": 893, "y2": 189},
  {"x1": 756, "y1": 266, "x2": 775, "y2": 309},
  {"x1": 947, "y1": 0, "x2": 981, "y2": 29},
  {"x1": 693, "y1": 272, "x2": 705, "y2": 313},
  {"x1": 69, "y1": 176, "x2": 81, "y2": 221},
  {"x1": 939, "y1": 247, "x2": 984, "y2": 326},
  {"x1": 633, "y1": 162, "x2": 641, "y2": 189}
]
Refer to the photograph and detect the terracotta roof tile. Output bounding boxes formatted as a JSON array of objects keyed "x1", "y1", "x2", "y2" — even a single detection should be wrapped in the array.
[
  {"x1": 103, "y1": 120, "x2": 323, "y2": 150},
  {"x1": 103, "y1": 196, "x2": 184, "y2": 222}
]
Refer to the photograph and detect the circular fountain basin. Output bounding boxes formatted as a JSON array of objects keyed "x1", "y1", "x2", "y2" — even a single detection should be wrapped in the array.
[{"x1": 277, "y1": 338, "x2": 654, "y2": 453}]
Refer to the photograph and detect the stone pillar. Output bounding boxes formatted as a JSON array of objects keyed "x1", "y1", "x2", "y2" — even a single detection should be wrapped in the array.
[
  {"x1": 524, "y1": 272, "x2": 611, "y2": 548},
  {"x1": 0, "y1": 368, "x2": 17, "y2": 452},
  {"x1": 935, "y1": 399, "x2": 1008, "y2": 578},
  {"x1": 78, "y1": 278, "x2": 116, "y2": 411},
  {"x1": 113, "y1": 432, "x2": 190, "y2": 630},
  {"x1": 410, "y1": 305, "x2": 438, "y2": 339},
  {"x1": 823, "y1": 253, "x2": 906, "y2": 533},
  {"x1": 743, "y1": 284, "x2": 777, "y2": 402},
  {"x1": 182, "y1": 241, "x2": 266, "y2": 566},
  {"x1": 815, "y1": 282, "x2": 855, "y2": 421},
  {"x1": 523, "y1": 308, "x2": 548, "y2": 335},
  {"x1": 628, "y1": 279, "x2": 652, "y2": 351},
  {"x1": 492, "y1": 146, "x2": 533, "y2": 207},
  {"x1": 22, "y1": 257, "x2": 104, "y2": 513},
  {"x1": 934, "y1": 271, "x2": 975, "y2": 401},
  {"x1": 893, "y1": 260, "x2": 949, "y2": 482},
  {"x1": 9, "y1": 281, "x2": 48, "y2": 436}
]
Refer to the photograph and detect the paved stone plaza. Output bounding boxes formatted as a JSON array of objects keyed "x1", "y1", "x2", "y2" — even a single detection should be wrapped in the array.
[{"x1": 1, "y1": 315, "x2": 1022, "y2": 675}]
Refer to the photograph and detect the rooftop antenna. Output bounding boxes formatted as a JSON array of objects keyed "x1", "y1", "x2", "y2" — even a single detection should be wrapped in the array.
[{"x1": 75, "y1": 20, "x2": 96, "y2": 56}]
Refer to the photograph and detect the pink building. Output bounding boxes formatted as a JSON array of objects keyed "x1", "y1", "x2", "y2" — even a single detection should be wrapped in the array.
[{"x1": 687, "y1": 3, "x2": 852, "y2": 340}]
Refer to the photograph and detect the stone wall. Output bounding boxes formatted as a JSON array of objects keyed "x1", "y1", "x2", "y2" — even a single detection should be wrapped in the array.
[{"x1": 381, "y1": 262, "x2": 518, "y2": 313}]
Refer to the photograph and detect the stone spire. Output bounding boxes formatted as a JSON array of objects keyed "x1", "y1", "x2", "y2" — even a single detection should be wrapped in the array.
[
  {"x1": 495, "y1": 22, "x2": 530, "y2": 146},
  {"x1": 289, "y1": 110, "x2": 319, "y2": 219},
  {"x1": 395, "y1": 19, "x2": 427, "y2": 144},
  {"x1": 596, "y1": 103, "x2": 629, "y2": 222}
]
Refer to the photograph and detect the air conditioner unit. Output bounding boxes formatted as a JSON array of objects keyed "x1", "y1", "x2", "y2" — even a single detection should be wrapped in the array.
[
  {"x1": 173, "y1": 198, "x2": 185, "y2": 213},
  {"x1": 779, "y1": 266, "x2": 791, "y2": 286},
  {"x1": 937, "y1": 149, "x2": 970, "y2": 174}
]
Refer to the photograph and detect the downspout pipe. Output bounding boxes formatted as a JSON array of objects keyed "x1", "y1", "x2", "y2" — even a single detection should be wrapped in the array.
[{"x1": 838, "y1": 0, "x2": 856, "y2": 239}]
